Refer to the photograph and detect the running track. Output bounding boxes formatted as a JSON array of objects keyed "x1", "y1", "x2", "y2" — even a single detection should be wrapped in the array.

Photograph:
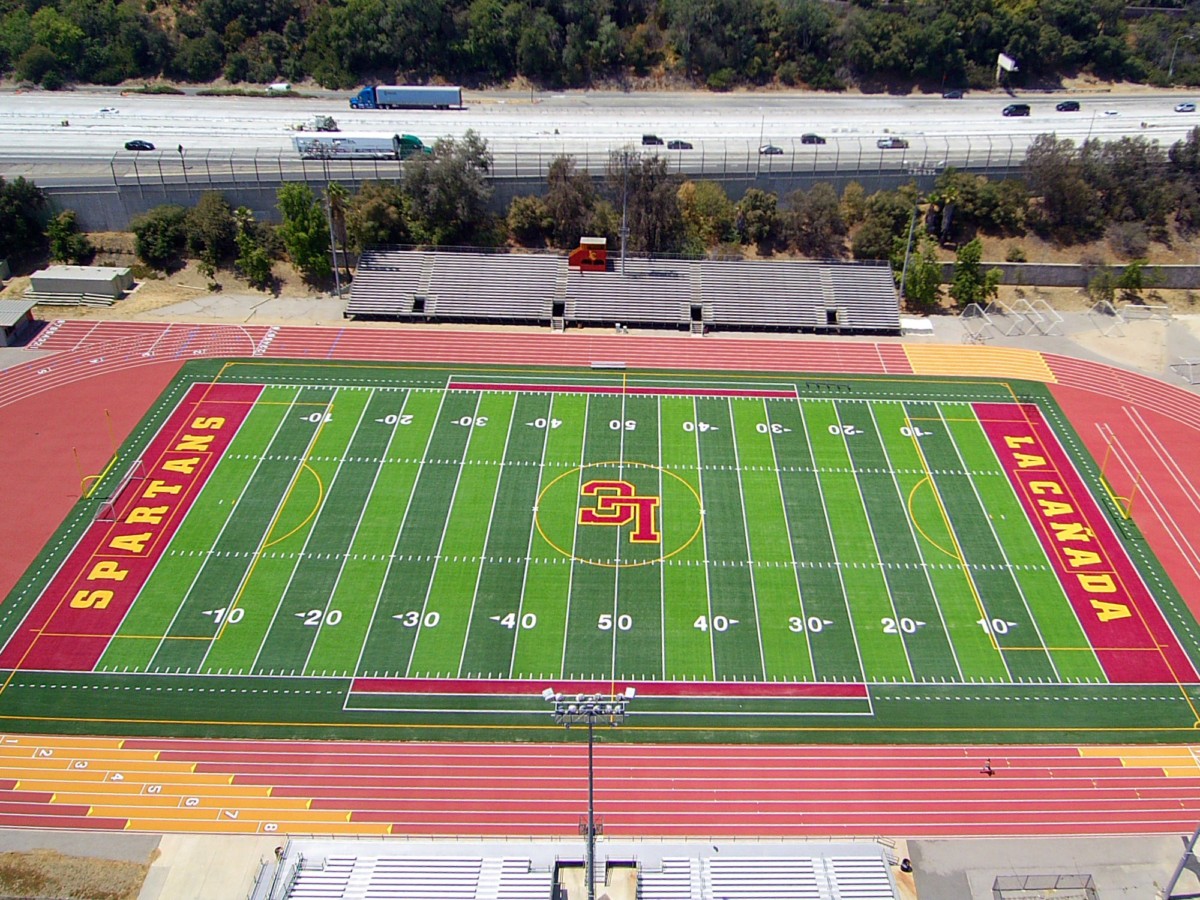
[{"x1": 1, "y1": 319, "x2": 1199, "y2": 838}]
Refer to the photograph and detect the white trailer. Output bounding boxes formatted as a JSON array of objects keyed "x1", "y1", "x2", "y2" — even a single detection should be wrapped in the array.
[{"x1": 292, "y1": 134, "x2": 399, "y2": 159}]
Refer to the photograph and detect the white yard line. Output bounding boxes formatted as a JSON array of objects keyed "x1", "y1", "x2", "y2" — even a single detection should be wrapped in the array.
[
  {"x1": 725, "y1": 398, "x2": 767, "y2": 678},
  {"x1": 834, "y1": 398, "x2": 916, "y2": 682},
  {"x1": 795, "y1": 399, "x2": 868, "y2": 684},
  {"x1": 147, "y1": 387, "x2": 305, "y2": 672},
  {"x1": 350, "y1": 383, "x2": 454, "y2": 680},
  {"x1": 764, "y1": 396, "x2": 816, "y2": 675},
  {"x1": 455, "y1": 393, "x2": 518, "y2": 676},
  {"x1": 866, "y1": 402, "x2": 966, "y2": 682},
  {"x1": 299, "y1": 389, "x2": 410, "y2": 677},
  {"x1": 934, "y1": 404, "x2": 1059, "y2": 682},
  {"x1": 246, "y1": 389, "x2": 372, "y2": 674},
  {"x1": 508, "y1": 394, "x2": 555, "y2": 678}
]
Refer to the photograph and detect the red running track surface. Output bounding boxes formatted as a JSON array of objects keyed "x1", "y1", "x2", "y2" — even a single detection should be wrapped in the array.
[{"x1": 1, "y1": 320, "x2": 1199, "y2": 838}]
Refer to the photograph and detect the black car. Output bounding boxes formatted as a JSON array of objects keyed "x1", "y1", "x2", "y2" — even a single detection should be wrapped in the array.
[
  {"x1": 641, "y1": 134, "x2": 664, "y2": 146},
  {"x1": 1002, "y1": 104, "x2": 1031, "y2": 117},
  {"x1": 758, "y1": 144, "x2": 784, "y2": 155},
  {"x1": 667, "y1": 140, "x2": 693, "y2": 150},
  {"x1": 124, "y1": 139, "x2": 155, "y2": 151},
  {"x1": 801, "y1": 133, "x2": 826, "y2": 145},
  {"x1": 1055, "y1": 100, "x2": 1080, "y2": 112},
  {"x1": 942, "y1": 89, "x2": 964, "y2": 99}
]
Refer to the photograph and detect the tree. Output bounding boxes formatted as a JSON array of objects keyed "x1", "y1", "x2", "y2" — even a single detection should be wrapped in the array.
[
  {"x1": 544, "y1": 156, "x2": 598, "y2": 248},
  {"x1": 346, "y1": 181, "x2": 409, "y2": 252},
  {"x1": 130, "y1": 205, "x2": 188, "y2": 269},
  {"x1": 185, "y1": 191, "x2": 236, "y2": 268},
  {"x1": 276, "y1": 182, "x2": 331, "y2": 280},
  {"x1": 949, "y1": 237, "x2": 1002, "y2": 307},
  {"x1": 46, "y1": 210, "x2": 92, "y2": 264},
  {"x1": 507, "y1": 195, "x2": 552, "y2": 246},
  {"x1": 0, "y1": 176, "x2": 47, "y2": 261},
  {"x1": 735, "y1": 188, "x2": 778, "y2": 246},
  {"x1": 608, "y1": 151, "x2": 683, "y2": 254},
  {"x1": 1024, "y1": 134, "x2": 1102, "y2": 241},
  {"x1": 1115, "y1": 259, "x2": 1152, "y2": 304},
  {"x1": 677, "y1": 181, "x2": 735, "y2": 248},
  {"x1": 782, "y1": 183, "x2": 846, "y2": 258},
  {"x1": 325, "y1": 181, "x2": 351, "y2": 284},
  {"x1": 234, "y1": 207, "x2": 273, "y2": 290},
  {"x1": 401, "y1": 130, "x2": 496, "y2": 246},
  {"x1": 894, "y1": 232, "x2": 942, "y2": 310}
]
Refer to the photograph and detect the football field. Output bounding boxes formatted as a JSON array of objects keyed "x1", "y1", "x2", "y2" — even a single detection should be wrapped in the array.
[{"x1": 2, "y1": 359, "x2": 1198, "y2": 741}]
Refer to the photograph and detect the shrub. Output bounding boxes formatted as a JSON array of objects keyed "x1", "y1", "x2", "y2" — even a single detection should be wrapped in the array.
[
  {"x1": 46, "y1": 210, "x2": 93, "y2": 263},
  {"x1": 1005, "y1": 245, "x2": 1027, "y2": 262},
  {"x1": 507, "y1": 195, "x2": 552, "y2": 246},
  {"x1": 1106, "y1": 221, "x2": 1150, "y2": 259},
  {"x1": 130, "y1": 205, "x2": 187, "y2": 269}
]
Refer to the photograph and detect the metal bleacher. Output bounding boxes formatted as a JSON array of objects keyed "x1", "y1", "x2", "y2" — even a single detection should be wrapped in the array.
[
  {"x1": 346, "y1": 249, "x2": 900, "y2": 335},
  {"x1": 567, "y1": 258, "x2": 693, "y2": 326},
  {"x1": 286, "y1": 855, "x2": 553, "y2": 900}
]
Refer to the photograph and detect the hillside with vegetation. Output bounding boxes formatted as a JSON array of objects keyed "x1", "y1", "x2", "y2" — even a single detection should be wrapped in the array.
[{"x1": 1, "y1": 0, "x2": 1199, "y2": 92}]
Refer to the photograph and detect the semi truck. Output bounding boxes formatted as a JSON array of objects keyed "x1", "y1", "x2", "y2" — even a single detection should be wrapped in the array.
[
  {"x1": 292, "y1": 133, "x2": 430, "y2": 160},
  {"x1": 349, "y1": 85, "x2": 463, "y2": 110}
]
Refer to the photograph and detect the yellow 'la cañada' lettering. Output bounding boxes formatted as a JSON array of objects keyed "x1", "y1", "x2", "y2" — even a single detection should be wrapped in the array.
[
  {"x1": 1037, "y1": 499, "x2": 1074, "y2": 517},
  {"x1": 1051, "y1": 521, "x2": 1092, "y2": 543},
  {"x1": 1005, "y1": 435, "x2": 1035, "y2": 448},
  {"x1": 1029, "y1": 481, "x2": 1063, "y2": 495},
  {"x1": 1090, "y1": 598, "x2": 1131, "y2": 621},
  {"x1": 1013, "y1": 453, "x2": 1047, "y2": 468},
  {"x1": 1062, "y1": 547, "x2": 1102, "y2": 568},
  {"x1": 1078, "y1": 573, "x2": 1116, "y2": 593}
]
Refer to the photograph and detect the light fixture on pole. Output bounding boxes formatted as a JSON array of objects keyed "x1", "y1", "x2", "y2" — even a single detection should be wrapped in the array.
[{"x1": 543, "y1": 687, "x2": 635, "y2": 900}]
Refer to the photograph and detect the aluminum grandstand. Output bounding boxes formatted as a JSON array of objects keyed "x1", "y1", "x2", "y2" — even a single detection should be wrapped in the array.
[{"x1": 345, "y1": 249, "x2": 900, "y2": 336}]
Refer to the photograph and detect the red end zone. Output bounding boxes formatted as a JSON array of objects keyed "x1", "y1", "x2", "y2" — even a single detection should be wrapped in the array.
[
  {"x1": 975, "y1": 402, "x2": 1198, "y2": 684},
  {"x1": 0, "y1": 383, "x2": 261, "y2": 673}
]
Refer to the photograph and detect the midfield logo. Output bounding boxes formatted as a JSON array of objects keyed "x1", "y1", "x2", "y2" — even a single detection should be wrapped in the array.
[{"x1": 578, "y1": 479, "x2": 661, "y2": 544}]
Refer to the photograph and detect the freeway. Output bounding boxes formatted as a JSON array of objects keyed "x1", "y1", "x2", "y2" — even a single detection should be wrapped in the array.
[{"x1": 0, "y1": 86, "x2": 1197, "y2": 183}]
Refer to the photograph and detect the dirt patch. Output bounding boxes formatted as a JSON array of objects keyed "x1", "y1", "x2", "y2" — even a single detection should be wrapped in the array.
[{"x1": 0, "y1": 849, "x2": 148, "y2": 900}]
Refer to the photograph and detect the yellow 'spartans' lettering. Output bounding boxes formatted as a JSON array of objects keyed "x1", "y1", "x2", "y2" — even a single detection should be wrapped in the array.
[
  {"x1": 125, "y1": 505, "x2": 169, "y2": 525},
  {"x1": 142, "y1": 480, "x2": 182, "y2": 498},
  {"x1": 162, "y1": 457, "x2": 201, "y2": 475},
  {"x1": 191, "y1": 416, "x2": 225, "y2": 430},
  {"x1": 174, "y1": 434, "x2": 215, "y2": 452},
  {"x1": 70, "y1": 589, "x2": 113, "y2": 609},
  {"x1": 86, "y1": 561, "x2": 128, "y2": 582},
  {"x1": 108, "y1": 532, "x2": 151, "y2": 553}
]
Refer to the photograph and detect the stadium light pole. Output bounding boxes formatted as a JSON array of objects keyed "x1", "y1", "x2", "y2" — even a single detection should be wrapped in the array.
[{"x1": 543, "y1": 687, "x2": 635, "y2": 900}]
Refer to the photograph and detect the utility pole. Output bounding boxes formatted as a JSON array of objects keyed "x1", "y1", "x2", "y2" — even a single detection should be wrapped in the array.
[{"x1": 544, "y1": 688, "x2": 635, "y2": 900}]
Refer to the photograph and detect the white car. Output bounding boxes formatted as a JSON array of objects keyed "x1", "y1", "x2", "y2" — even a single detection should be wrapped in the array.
[
  {"x1": 98, "y1": 107, "x2": 119, "y2": 114},
  {"x1": 1102, "y1": 109, "x2": 1119, "y2": 117},
  {"x1": 1176, "y1": 102, "x2": 1196, "y2": 113}
]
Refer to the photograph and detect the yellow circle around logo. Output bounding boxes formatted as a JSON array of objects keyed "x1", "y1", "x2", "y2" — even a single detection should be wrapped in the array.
[{"x1": 534, "y1": 461, "x2": 703, "y2": 568}]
